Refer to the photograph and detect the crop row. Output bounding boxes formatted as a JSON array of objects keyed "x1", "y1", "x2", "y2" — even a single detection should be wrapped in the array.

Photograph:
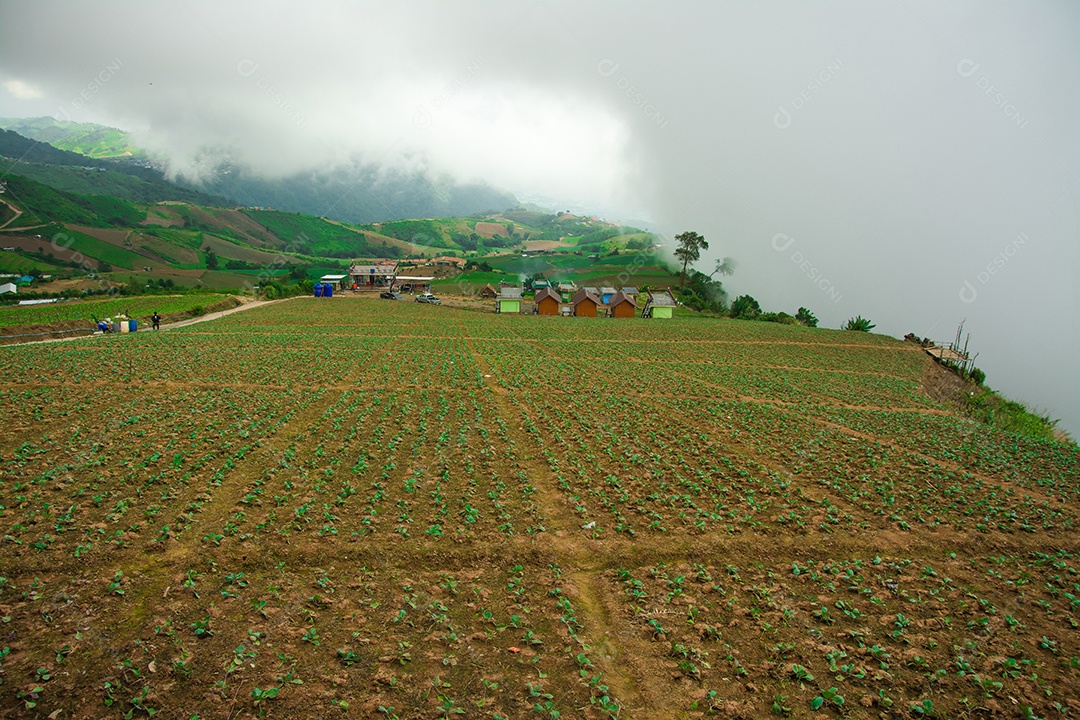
[{"x1": 603, "y1": 551, "x2": 1080, "y2": 717}]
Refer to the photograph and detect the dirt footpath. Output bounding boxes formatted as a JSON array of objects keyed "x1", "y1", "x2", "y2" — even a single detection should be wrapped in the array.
[
  {"x1": 1, "y1": 296, "x2": 289, "y2": 346},
  {"x1": 159, "y1": 297, "x2": 285, "y2": 330}
]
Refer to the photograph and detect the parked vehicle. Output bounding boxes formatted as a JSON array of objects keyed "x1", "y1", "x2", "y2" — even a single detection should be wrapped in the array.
[
  {"x1": 379, "y1": 291, "x2": 405, "y2": 300},
  {"x1": 414, "y1": 293, "x2": 441, "y2": 305}
]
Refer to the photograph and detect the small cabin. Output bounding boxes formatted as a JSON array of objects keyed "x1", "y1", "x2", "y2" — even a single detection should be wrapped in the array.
[
  {"x1": 496, "y1": 287, "x2": 522, "y2": 314},
  {"x1": 479, "y1": 283, "x2": 498, "y2": 299},
  {"x1": 534, "y1": 287, "x2": 561, "y2": 316},
  {"x1": 608, "y1": 290, "x2": 637, "y2": 319},
  {"x1": 572, "y1": 288, "x2": 602, "y2": 318},
  {"x1": 643, "y1": 289, "x2": 677, "y2": 318},
  {"x1": 600, "y1": 286, "x2": 617, "y2": 304}
]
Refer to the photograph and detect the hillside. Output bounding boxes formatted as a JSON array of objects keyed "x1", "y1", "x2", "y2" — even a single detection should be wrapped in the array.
[
  {"x1": 0, "y1": 116, "x2": 142, "y2": 158},
  {"x1": 0, "y1": 129, "x2": 230, "y2": 207},
  {"x1": 0, "y1": 298, "x2": 1076, "y2": 719},
  {"x1": 0, "y1": 170, "x2": 667, "y2": 295},
  {"x1": 0, "y1": 119, "x2": 518, "y2": 225}
]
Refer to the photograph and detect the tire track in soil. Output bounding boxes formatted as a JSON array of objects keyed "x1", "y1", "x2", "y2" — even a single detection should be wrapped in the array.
[
  {"x1": 453, "y1": 331, "x2": 1054, "y2": 551},
  {"x1": 454, "y1": 313, "x2": 659, "y2": 714},
  {"x1": 568, "y1": 569, "x2": 670, "y2": 720},
  {"x1": 486, "y1": 336, "x2": 873, "y2": 546},
  {"x1": 453, "y1": 313, "x2": 576, "y2": 537}
]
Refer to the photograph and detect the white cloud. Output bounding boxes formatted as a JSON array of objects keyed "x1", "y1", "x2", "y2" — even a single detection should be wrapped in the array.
[{"x1": 3, "y1": 78, "x2": 42, "y2": 99}]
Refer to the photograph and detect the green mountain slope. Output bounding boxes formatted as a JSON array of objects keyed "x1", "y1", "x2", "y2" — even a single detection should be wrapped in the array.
[
  {"x1": 0, "y1": 129, "x2": 230, "y2": 207},
  {"x1": 0, "y1": 168, "x2": 669, "y2": 306},
  {"x1": 0, "y1": 118, "x2": 517, "y2": 225},
  {"x1": 0, "y1": 116, "x2": 142, "y2": 158}
]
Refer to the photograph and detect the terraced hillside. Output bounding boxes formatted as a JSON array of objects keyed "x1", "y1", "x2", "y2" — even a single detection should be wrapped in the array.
[{"x1": 0, "y1": 298, "x2": 1077, "y2": 719}]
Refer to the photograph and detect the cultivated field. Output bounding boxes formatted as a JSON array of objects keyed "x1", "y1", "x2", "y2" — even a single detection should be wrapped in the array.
[{"x1": 1, "y1": 297, "x2": 1077, "y2": 719}]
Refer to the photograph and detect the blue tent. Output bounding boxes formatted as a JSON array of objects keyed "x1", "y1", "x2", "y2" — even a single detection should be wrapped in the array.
[{"x1": 15, "y1": 275, "x2": 33, "y2": 285}]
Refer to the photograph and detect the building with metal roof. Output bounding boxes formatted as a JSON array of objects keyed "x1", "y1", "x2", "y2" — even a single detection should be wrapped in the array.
[
  {"x1": 496, "y1": 286, "x2": 522, "y2": 313},
  {"x1": 642, "y1": 289, "x2": 677, "y2": 318},
  {"x1": 348, "y1": 260, "x2": 399, "y2": 288}
]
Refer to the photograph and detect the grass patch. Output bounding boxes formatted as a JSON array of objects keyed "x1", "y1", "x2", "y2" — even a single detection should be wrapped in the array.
[{"x1": 966, "y1": 390, "x2": 1068, "y2": 443}]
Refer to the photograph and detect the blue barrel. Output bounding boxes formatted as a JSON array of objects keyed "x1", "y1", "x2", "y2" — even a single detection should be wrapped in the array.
[
  {"x1": 129, "y1": 320, "x2": 137, "y2": 332},
  {"x1": 314, "y1": 284, "x2": 323, "y2": 297},
  {"x1": 323, "y1": 284, "x2": 333, "y2": 298}
]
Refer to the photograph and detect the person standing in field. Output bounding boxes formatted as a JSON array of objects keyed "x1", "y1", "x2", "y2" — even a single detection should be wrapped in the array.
[{"x1": 152, "y1": 312, "x2": 161, "y2": 330}]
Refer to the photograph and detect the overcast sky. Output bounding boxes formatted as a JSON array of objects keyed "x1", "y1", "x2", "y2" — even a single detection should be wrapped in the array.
[{"x1": 1, "y1": 0, "x2": 1077, "y2": 435}]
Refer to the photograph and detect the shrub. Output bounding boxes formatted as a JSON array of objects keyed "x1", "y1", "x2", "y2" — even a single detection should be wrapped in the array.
[
  {"x1": 795, "y1": 307, "x2": 818, "y2": 327},
  {"x1": 842, "y1": 315, "x2": 876, "y2": 332},
  {"x1": 761, "y1": 312, "x2": 796, "y2": 325},
  {"x1": 729, "y1": 295, "x2": 761, "y2": 320}
]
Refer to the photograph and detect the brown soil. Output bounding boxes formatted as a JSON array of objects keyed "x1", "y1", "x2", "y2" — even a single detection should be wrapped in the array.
[
  {"x1": 919, "y1": 354, "x2": 972, "y2": 407},
  {"x1": 474, "y1": 221, "x2": 510, "y2": 239},
  {"x1": 1, "y1": 298, "x2": 1076, "y2": 720}
]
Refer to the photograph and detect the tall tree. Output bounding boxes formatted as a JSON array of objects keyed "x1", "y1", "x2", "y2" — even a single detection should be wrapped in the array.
[{"x1": 673, "y1": 230, "x2": 708, "y2": 285}]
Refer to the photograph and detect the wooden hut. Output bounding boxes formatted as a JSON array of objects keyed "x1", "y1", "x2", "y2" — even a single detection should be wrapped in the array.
[
  {"x1": 534, "y1": 287, "x2": 561, "y2": 316},
  {"x1": 571, "y1": 288, "x2": 602, "y2": 318},
  {"x1": 642, "y1": 289, "x2": 677, "y2": 318},
  {"x1": 479, "y1": 283, "x2": 498, "y2": 299},
  {"x1": 608, "y1": 290, "x2": 637, "y2": 318}
]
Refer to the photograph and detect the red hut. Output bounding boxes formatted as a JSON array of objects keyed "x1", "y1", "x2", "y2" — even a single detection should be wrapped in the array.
[
  {"x1": 608, "y1": 290, "x2": 637, "y2": 319},
  {"x1": 572, "y1": 288, "x2": 601, "y2": 318},
  {"x1": 535, "y1": 287, "x2": 561, "y2": 316}
]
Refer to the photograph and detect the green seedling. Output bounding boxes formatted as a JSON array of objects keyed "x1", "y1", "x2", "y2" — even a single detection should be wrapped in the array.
[
  {"x1": 810, "y1": 687, "x2": 843, "y2": 710},
  {"x1": 190, "y1": 617, "x2": 212, "y2": 637}
]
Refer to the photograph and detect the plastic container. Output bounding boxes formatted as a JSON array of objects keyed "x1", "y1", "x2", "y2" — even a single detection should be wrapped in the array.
[
  {"x1": 117, "y1": 321, "x2": 129, "y2": 333},
  {"x1": 314, "y1": 284, "x2": 323, "y2": 297},
  {"x1": 323, "y1": 284, "x2": 333, "y2": 298},
  {"x1": 129, "y1": 320, "x2": 137, "y2": 332}
]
